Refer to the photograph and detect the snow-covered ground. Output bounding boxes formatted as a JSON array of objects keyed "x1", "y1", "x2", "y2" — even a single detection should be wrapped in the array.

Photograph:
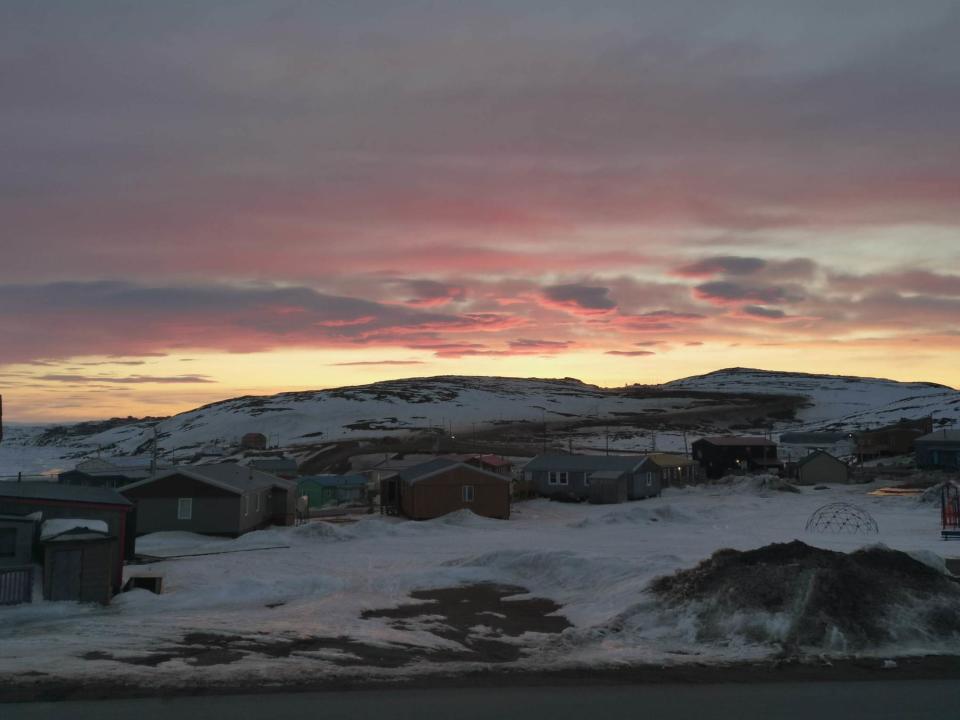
[{"x1": 1, "y1": 479, "x2": 955, "y2": 690}]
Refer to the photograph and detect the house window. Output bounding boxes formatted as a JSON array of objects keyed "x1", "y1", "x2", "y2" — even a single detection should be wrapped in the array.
[
  {"x1": 584, "y1": 473, "x2": 591, "y2": 487},
  {"x1": 548, "y1": 471, "x2": 558, "y2": 485},
  {"x1": 646, "y1": 472, "x2": 653, "y2": 487},
  {"x1": 0, "y1": 528, "x2": 17, "y2": 557},
  {"x1": 255, "y1": 492, "x2": 261, "y2": 512},
  {"x1": 462, "y1": 485, "x2": 475, "y2": 502},
  {"x1": 243, "y1": 495, "x2": 249, "y2": 516},
  {"x1": 558, "y1": 472, "x2": 569, "y2": 486},
  {"x1": 177, "y1": 498, "x2": 193, "y2": 520}
]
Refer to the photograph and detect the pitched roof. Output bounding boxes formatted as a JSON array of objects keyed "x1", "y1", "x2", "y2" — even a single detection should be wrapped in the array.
[
  {"x1": 696, "y1": 436, "x2": 776, "y2": 447},
  {"x1": 120, "y1": 463, "x2": 296, "y2": 495},
  {"x1": 643, "y1": 453, "x2": 696, "y2": 468},
  {"x1": 0, "y1": 481, "x2": 132, "y2": 507},
  {"x1": 523, "y1": 454, "x2": 645, "y2": 473},
  {"x1": 915, "y1": 430, "x2": 960, "y2": 443},
  {"x1": 396, "y1": 458, "x2": 509, "y2": 485},
  {"x1": 797, "y1": 450, "x2": 846, "y2": 468}
]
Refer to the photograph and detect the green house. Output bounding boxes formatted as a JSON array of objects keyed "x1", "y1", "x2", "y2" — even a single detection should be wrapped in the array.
[{"x1": 297, "y1": 475, "x2": 368, "y2": 509}]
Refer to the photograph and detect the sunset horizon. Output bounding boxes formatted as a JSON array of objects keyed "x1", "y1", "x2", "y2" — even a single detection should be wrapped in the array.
[{"x1": 3, "y1": 2, "x2": 958, "y2": 422}]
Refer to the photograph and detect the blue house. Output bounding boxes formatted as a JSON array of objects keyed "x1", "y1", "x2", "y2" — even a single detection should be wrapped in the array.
[
  {"x1": 915, "y1": 430, "x2": 960, "y2": 471},
  {"x1": 297, "y1": 474, "x2": 369, "y2": 509},
  {"x1": 522, "y1": 454, "x2": 654, "y2": 502}
]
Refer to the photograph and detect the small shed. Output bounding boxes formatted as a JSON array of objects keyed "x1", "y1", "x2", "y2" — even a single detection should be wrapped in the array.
[
  {"x1": 915, "y1": 430, "x2": 960, "y2": 471},
  {"x1": 0, "y1": 483, "x2": 132, "y2": 592},
  {"x1": 796, "y1": 450, "x2": 849, "y2": 485},
  {"x1": 40, "y1": 519, "x2": 116, "y2": 605},
  {"x1": 588, "y1": 471, "x2": 629, "y2": 504},
  {"x1": 298, "y1": 474, "x2": 368, "y2": 509}
]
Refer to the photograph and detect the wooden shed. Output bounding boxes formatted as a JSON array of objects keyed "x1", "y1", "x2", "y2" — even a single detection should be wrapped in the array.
[
  {"x1": 0, "y1": 483, "x2": 132, "y2": 592},
  {"x1": 588, "y1": 472, "x2": 629, "y2": 504},
  {"x1": 383, "y1": 459, "x2": 510, "y2": 520},
  {"x1": 40, "y1": 519, "x2": 116, "y2": 605}
]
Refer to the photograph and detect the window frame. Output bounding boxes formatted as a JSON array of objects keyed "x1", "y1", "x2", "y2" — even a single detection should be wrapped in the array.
[
  {"x1": 558, "y1": 471, "x2": 569, "y2": 486},
  {"x1": 462, "y1": 485, "x2": 475, "y2": 502},
  {"x1": 177, "y1": 497, "x2": 193, "y2": 521},
  {"x1": 548, "y1": 471, "x2": 558, "y2": 486}
]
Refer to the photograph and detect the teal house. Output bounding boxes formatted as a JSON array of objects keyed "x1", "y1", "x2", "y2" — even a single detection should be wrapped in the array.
[{"x1": 297, "y1": 475, "x2": 368, "y2": 509}]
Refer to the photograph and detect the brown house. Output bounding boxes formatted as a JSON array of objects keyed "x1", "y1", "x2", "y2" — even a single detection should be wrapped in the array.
[{"x1": 381, "y1": 458, "x2": 510, "y2": 520}]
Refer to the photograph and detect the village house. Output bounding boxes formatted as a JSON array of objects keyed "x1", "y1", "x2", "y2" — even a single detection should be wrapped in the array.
[
  {"x1": 854, "y1": 418, "x2": 933, "y2": 460},
  {"x1": 523, "y1": 454, "x2": 655, "y2": 502},
  {"x1": 40, "y1": 519, "x2": 117, "y2": 604},
  {"x1": 638, "y1": 453, "x2": 703, "y2": 487},
  {"x1": 794, "y1": 450, "x2": 850, "y2": 485},
  {"x1": 691, "y1": 436, "x2": 779, "y2": 479},
  {"x1": 914, "y1": 429, "x2": 960, "y2": 471},
  {"x1": 120, "y1": 463, "x2": 297, "y2": 536},
  {"x1": 58, "y1": 457, "x2": 157, "y2": 489},
  {"x1": 778, "y1": 432, "x2": 854, "y2": 463},
  {"x1": 297, "y1": 474, "x2": 368, "y2": 510},
  {"x1": 380, "y1": 458, "x2": 511, "y2": 520}
]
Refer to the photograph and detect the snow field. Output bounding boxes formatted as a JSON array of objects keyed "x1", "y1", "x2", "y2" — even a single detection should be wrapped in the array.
[{"x1": 1, "y1": 477, "x2": 956, "y2": 687}]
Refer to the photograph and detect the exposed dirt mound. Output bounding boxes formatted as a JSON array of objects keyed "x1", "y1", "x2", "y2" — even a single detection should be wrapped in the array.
[{"x1": 649, "y1": 541, "x2": 960, "y2": 651}]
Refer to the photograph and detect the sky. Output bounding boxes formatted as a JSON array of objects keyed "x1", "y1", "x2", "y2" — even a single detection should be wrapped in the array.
[{"x1": 2, "y1": 1, "x2": 959, "y2": 422}]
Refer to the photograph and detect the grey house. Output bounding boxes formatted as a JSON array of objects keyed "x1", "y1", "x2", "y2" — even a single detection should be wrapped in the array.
[
  {"x1": 915, "y1": 430, "x2": 960, "y2": 471},
  {"x1": 120, "y1": 464, "x2": 298, "y2": 536},
  {"x1": 523, "y1": 455, "x2": 655, "y2": 502},
  {"x1": 795, "y1": 450, "x2": 849, "y2": 485}
]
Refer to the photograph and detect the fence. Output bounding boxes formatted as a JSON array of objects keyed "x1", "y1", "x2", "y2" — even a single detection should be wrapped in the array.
[{"x1": 0, "y1": 565, "x2": 33, "y2": 605}]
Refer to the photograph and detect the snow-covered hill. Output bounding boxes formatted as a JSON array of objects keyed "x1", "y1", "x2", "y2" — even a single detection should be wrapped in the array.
[
  {"x1": 3, "y1": 369, "x2": 958, "y2": 474},
  {"x1": 663, "y1": 367, "x2": 960, "y2": 430},
  {"x1": 20, "y1": 376, "x2": 705, "y2": 461}
]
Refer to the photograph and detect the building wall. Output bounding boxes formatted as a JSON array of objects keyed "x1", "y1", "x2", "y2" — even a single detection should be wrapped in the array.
[
  {"x1": 0, "y1": 519, "x2": 35, "y2": 568},
  {"x1": 529, "y1": 469, "x2": 592, "y2": 499},
  {"x1": 797, "y1": 455, "x2": 849, "y2": 485},
  {"x1": 629, "y1": 470, "x2": 661, "y2": 500},
  {"x1": 402, "y1": 467, "x2": 510, "y2": 520},
  {"x1": 692, "y1": 442, "x2": 778, "y2": 479}
]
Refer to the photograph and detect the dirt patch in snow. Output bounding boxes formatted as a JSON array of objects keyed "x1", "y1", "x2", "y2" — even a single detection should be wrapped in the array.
[
  {"x1": 81, "y1": 583, "x2": 571, "y2": 670},
  {"x1": 649, "y1": 541, "x2": 960, "y2": 651}
]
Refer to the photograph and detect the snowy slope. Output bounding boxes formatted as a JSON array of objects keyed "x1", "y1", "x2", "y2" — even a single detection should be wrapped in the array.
[
  {"x1": 30, "y1": 376, "x2": 699, "y2": 459},
  {"x1": 663, "y1": 368, "x2": 960, "y2": 431}
]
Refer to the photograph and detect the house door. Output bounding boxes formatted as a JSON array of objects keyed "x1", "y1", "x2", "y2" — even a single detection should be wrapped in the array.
[{"x1": 49, "y1": 549, "x2": 83, "y2": 601}]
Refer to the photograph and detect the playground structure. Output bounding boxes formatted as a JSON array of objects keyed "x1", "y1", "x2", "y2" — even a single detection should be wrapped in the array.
[
  {"x1": 805, "y1": 502, "x2": 879, "y2": 535},
  {"x1": 942, "y1": 482, "x2": 960, "y2": 540}
]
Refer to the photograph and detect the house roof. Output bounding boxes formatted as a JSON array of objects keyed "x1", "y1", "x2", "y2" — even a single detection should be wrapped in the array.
[
  {"x1": 298, "y1": 474, "x2": 368, "y2": 488},
  {"x1": 523, "y1": 454, "x2": 645, "y2": 474},
  {"x1": 695, "y1": 436, "x2": 777, "y2": 447},
  {"x1": 246, "y1": 457, "x2": 299, "y2": 471},
  {"x1": 643, "y1": 453, "x2": 696, "y2": 468},
  {"x1": 797, "y1": 450, "x2": 846, "y2": 468},
  {"x1": 120, "y1": 463, "x2": 296, "y2": 495},
  {"x1": 916, "y1": 430, "x2": 960, "y2": 443},
  {"x1": 396, "y1": 458, "x2": 509, "y2": 485},
  {"x1": 0, "y1": 481, "x2": 132, "y2": 507},
  {"x1": 40, "y1": 518, "x2": 110, "y2": 541}
]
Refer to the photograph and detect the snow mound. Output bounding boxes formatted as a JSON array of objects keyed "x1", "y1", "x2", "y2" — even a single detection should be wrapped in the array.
[
  {"x1": 645, "y1": 541, "x2": 960, "y2": 652},
  {"x1": 423, "y1": 509, "x2": 505, "y2": 529},
  {"x1": 445, "y1": 549, "x2": 644, "y2": 595},
  {"x1": 570, "y1": 504, "x2": 693, "y2": 528}
]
